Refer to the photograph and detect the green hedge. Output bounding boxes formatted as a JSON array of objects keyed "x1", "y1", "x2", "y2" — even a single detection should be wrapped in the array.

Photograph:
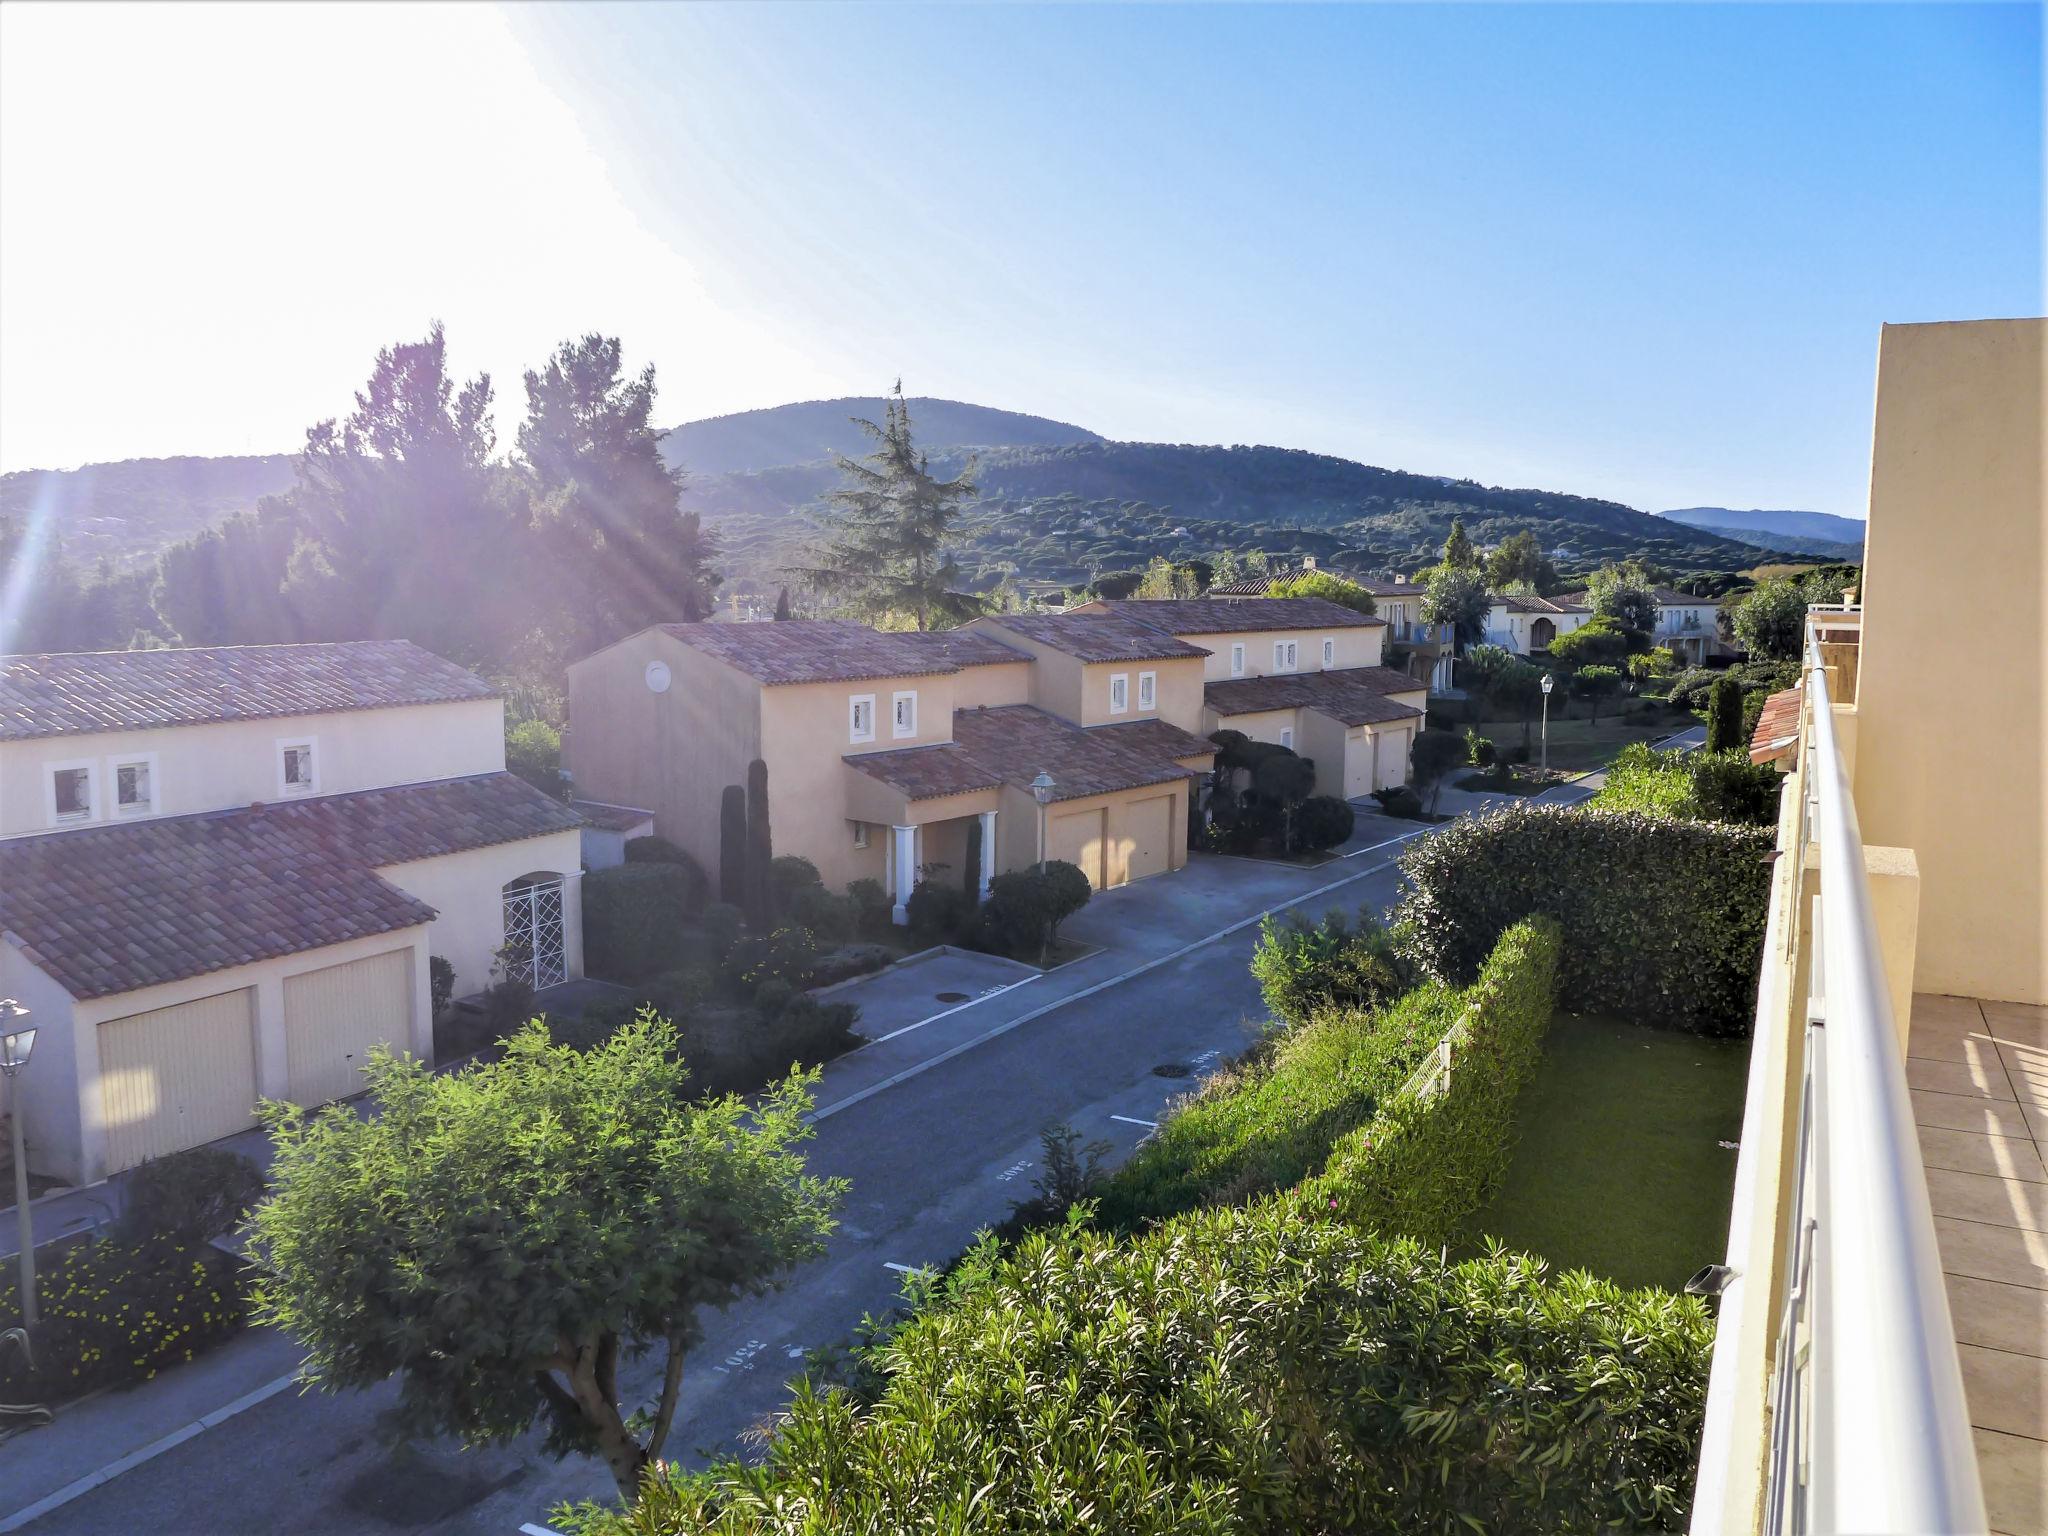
[
  {"x1": 1092, "y1": 980, "x2": 1460, "y2": 1233},
  {"x1": 1593, "y1": 743, "x2": 1783, "y2": 827},
  {"x1": 565, "y1": 1203, "x2": 1712, "y2": 1535},
  {"x1": 1308, "y1": 916, "x2": 1561, "y2": 1246},
  {"x1": 2, "y1": 1237, "x2": 250, "y2": 1402},
  {"x1": 582, "y1": 864, "x2": 706, "y2": 983},
  {"x1": 1395, "y1": 805, "x2": 1770, "y2": 1035}
]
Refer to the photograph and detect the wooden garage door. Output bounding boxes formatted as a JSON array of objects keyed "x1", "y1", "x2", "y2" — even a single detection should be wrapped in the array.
[
  {"x1": 284, "y1": 948, "x2": 413, "y2": 1107},
  {"x1": 99, "y1": 988, "x2": 258, "y2": 1174},
  {"x1": 1049, "y1": 806, "x2": 1107, "y2": 888},
  {"x1": 1126, "y1": 795, "x2": 1174, "y2": 883},
  {"x1": 1376, "y1": 727, "x2": 1413, "y2": 791}
]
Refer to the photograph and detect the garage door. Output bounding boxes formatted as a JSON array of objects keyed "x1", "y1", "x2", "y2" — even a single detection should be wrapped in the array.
[
  {"x1": 1344, "y1": 728, "x2": 1375, "y2": 799},
  {"x1": 1125, "y1": 795, "x2": 1174, "y2": 882},
  {"x1": 1049, "y1": 806, "x2": 1107, "y2": 888},
  {"x1": 1375, "y1": 727, "x2": 1415, "y2": 790},
  {"x1": 99, "y1": 988, "x2": 258, "y2": 1174},
  {"x1": 284, "y1": 948, "x2": 414, "y2": 1107}
]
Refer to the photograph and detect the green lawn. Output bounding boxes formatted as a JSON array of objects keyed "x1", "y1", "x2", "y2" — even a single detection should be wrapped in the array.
[
  {"x1": 1463, "y1": 1013, "x2": 1750, "y2": 1291},
  {"x1": 1463, "y1": 709, "x2": 1687, "y2": 773}
]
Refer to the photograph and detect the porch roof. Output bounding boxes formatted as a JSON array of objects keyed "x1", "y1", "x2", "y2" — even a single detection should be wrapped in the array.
[
  {"x1": 845, "y1": 706, "x2": 1208, "y2": 805},
  {"x1": 1204, "y1": 667, "x2": 1427, "y2": 727}
]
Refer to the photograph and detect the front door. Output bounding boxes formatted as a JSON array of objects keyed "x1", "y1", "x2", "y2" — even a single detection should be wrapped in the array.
[{"x1": 502, "y1": 878, "x2": 568, "y2": 989}]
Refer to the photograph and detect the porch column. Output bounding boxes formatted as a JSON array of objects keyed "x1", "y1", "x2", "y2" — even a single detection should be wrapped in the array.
[
  {"x1": 890, "y1": 824, "x2": 917, "y2": 924},
  {"x1": 977, "y1": 810, "x2": 997, "y2": 899}
]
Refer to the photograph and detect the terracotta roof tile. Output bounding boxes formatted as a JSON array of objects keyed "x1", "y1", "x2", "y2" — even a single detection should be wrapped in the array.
[
  {"x1": 981, "y1": 613, "x2": 1210, "y2": 664},
  {"x1": 840, "y1": 742, "x2": 1006, "y2": 802},
  {"x1": 1094, "y1": 597, "x2": 1386, "y2": 633},
  {"x1": 0, "y1": 773, "x2": 581, "y2": 1000},
  {"x1": 657, "y1": 620, "x2": 959, "y2": 686},
  {"x1": 1206, "y1": 568, "x2": 1426, "y2": 599},
  {"x1": 1749, "y1": 684, "x2": 1803, "y2": 765},
  {"x1": 903, "y1": 629, "x2": 1031, "y2": 668},
  {"x1": 1205, "y1": 667, "x2": 1428, "y2": 727},
  {"x1": 0, "y1": 641, "x2": 497, "y2": 740},
  {"x1": 571, "y1": 799, "x2": 656, "y2": 833},
  {"x1": 847, "y1": 706, "x2": 1209, "y2": 803}
]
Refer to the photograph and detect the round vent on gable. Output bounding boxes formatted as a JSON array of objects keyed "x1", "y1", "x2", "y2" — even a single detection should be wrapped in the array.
[{"x1": 645, "y1": 660, "x2": 672, "y2": 694}]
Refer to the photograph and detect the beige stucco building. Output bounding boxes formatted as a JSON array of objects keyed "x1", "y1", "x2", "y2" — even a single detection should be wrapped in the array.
[
  {"x1": 0, "y1": 641, "x2": 585, "y2": 1185},
  {"x1": 567, "y1": 595, "x2": 1420, "y2": 921}
]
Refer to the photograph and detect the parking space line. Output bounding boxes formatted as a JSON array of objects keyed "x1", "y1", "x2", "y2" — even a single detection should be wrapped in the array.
[
  {"x1": 1110, "y1": 1114, "x2": 1158, "y2": 1128},
  {"x1": 867, "y1": 973, "x2": 1042, "y2": 1045}
]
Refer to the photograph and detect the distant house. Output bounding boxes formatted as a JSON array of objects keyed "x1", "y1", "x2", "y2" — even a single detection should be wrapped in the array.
[
  {"x1": 1207, "y1": 558, "x2": 1454, "y2": 692},
  {"x1": 0, "y1": 641, "x2": 586, "y2": 1185},
  {"x1": 1552, "y1": 586, "x2": 1726, "y2": 664},
  {"x1": 1481, "y1": 592, "x2": 1593, "y2": 655}
]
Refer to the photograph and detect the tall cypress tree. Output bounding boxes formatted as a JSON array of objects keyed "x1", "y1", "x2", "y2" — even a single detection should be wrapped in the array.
[
  {"x1": 744, "y1": 759, "x2": 774, "y2": 929},
  {"x1": 791, "y1": 383, "x2": 980, "y2": 630},
  {"x1": 1706, "y1": 676, "x2": 1744, "y2": 753},
  {"x1": 1442, "y1": 517, "x2": 1477, "y2": 570},
  {"x1": 718, "y1": 784, "x2": 747, "y2": 907}
]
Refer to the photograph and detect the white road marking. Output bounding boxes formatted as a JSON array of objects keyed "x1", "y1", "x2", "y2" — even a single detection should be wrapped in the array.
[
  {"x1": 1342, "y1": 825, "x2": 1435, "y2": 859},
  {"x1": 866, "y1": 973, "x2": 1043, "y2": 1045},
  {"x1": 883, "y1": 1261, "x2": 923, "y2": 1275},
  {"x1": 520, "y1": 1525, "x2": 566, "y2": 1536},
  {"x1": 1110, "y1": 1115, "x2": 1158, "y2": 1128}
]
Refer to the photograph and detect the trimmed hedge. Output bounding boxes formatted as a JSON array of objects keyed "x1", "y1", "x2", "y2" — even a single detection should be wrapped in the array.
[
  {"x1": 1592, "y1": 743, "x2": 1783, "y2": 827},
  {"x1": 1092, "y1": 980, "x2": 1460, "y2": 1233},
  {"x1": 582, "y1": 863, "x2": 706, "y2": 983},
  {"x1": 1308, "y1": 916, "x2": 1561, "y2": 1245},
  {"x1": 1394, "y1": 805, "x2": 1770, "y2": 1036},
  {"x1": 569, "y1": 1204, "x2": 1712, "y2": 1536}
]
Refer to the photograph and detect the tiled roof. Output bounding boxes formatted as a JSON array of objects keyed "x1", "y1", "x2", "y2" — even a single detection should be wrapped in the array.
[
  {"x1": 903, "y1": 629, "x2": 1031, "y2": 668},
  {"x1": 0, "y1": 773, "x2": 581, "y2": 1001},
  {"x1": 849, "y1": 705, "x2": 1208, "y2": 803},
  {"x1": 981, "y1": 613, "x2": 1210, "y2": 664},
  {"x1": 657, "y1": 620, "x2": 960, "y2": 686},
  {"x1": 1494, "y1": 593, "x2": 1589, "y2": 615},
  {"x1": 1552, "y1": 587, "x2": 1718, "y2": 610},
  {"x1": 1093, "y1": 597, "x2": 1386, "y2": 634},
  {"x1": 1205, "y1": 667, "x2": 1429, "y2": 727},
  {"x1": 1749, "y1": 684, "x2": 1803, "y2": 766},
  {"x1": 0, "y1": 641, "x2": 497, "y2": 741},
  {"x1": 1206, "y1": 567, "x2": 1425, "y2": 599},
  {"x1": 571, "y1": 799, "x2": 656, "y2": 833}
]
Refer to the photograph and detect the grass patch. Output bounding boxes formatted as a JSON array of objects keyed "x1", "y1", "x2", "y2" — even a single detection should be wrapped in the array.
[
  {"x1": 1463, "y1": 713, "x2": 1685, "y2": 773},
  {"x1": 1463, "y1": 1013, "x2": 1748, "y2": 1290}
]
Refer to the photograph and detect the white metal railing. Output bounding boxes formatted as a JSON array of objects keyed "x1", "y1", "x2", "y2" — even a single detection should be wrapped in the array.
[{"x1": 1732, "y1": 624, "x2": 1985, "y2": 1534}]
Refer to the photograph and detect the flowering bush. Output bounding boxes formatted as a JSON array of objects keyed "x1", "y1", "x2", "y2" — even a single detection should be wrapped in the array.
[{"x1": 0, "y1": 1236, "x2": 249, "y2": 1402}]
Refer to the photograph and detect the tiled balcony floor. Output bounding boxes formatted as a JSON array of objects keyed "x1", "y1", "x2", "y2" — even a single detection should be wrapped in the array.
[{"x1": 1908, "y1": 993, "x2": 2048, "y2": 1536}]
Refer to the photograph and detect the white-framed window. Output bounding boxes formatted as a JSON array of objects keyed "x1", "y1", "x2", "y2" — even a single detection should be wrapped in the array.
[
  {"x1": 110, "y1": 752, "x2": 158, "y2": 817},
  {"x1": 1274, "y1": 640, "x2": 1299, "y2": 673},
  {"x1": 849, "y1": 694, "x2": 876, "y2": 744},
  {"x1": 46, "y1": 759, "x2": 96, "y2": 826},
  {"x1": 277, "y1": 737, "x2": 317, "y2": 796},
  {"x1": 1230, "y1": 643, "x2": 1246, "y2": 677},
  {"x1": 1321, "y1": 637, "x2": 1335, "y2": 668},
  {"x1": 1109, "y1": 672, "x2": 1130, "y2": 714},
  {"x1": 1279, "y1": 727, "x2": 1295, "y2": 749},
  {"x1": 1137, "y1": 670, "x2": 1157, "y2": 711},
  {"x1": 892, "y1": 690, "x2": 918, "y2": 739},
  {"x1": 852, "y1": 822, "x2": 870, "y2": 850}
]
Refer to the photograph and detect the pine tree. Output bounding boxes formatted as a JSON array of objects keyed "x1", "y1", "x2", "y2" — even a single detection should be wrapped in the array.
[
  {"x1": 792, "y1": 383, "x2": 980, "y2": 630},
  {"x1": 1442, "y1": 518, "x2": 1477, "y2": 570}
]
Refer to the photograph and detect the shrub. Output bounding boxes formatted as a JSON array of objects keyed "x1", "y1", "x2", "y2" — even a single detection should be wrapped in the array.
[
  {"x1": 428, "y1": 955, "x2": 454, "y2": 1017},
  {"x1": 1705, "y1": 675, "x2": 1744, "y2": 752},
  {"x1": 1293, "y1": 794, "x2": 1355, "y2": 851},
  {"x1": 1371, "y1": 784, "x2": 1425, "y2": 819},
  {"x1": 1463, "y1": 727, "x2": 1496, "y2": 768},
  {"x1": 581, "y1": 1202, "x2": 1711, "y2": 1536},
  {"x1": 846, "y1": 878, "x2": 892, "y2": 936},
  {"x1": 768, "y1": 855, "x2": 823, "y2": 911},
  {"x1": 117, "y1": 1147, "x2": 267, "y2": 1246},
  {"x1": 905, "y1": 880, "x2": 977, "y2": 945},
  {"x1": 1248, "y1": 907, "x2": 1411, "y2": 1027},
  {"x1": 1594, "y1": 743, "x2": 1783, "y2": 827},
  {"x1": 1409, "y1": 728, "x2": 1466, "y2": 813},
  {"x1": 1394, "y1": 804, "x2": 1771, "y2": 1035},
  {"x1": 810, "y1": 943, "x2": 893, "y2": 988},
  {"x1": 700, "y1": 901, "x2": 744, "y2": 959},
  {"x1": 581, "y1": 863, "x2": 704, "y2": 983},
  {"x1": 1038, "y1": 860, "x2": 1091, "y2": 945},
  {"x1": 2, "y1": 1237, "x2": 249, "y2": 1402},
  {"x1": 789, "y1": 883, "x2": 857, "y2": 943},
  {"x1": 504, "y1": 718, "x2": 565, "y2": 800},
  {"x1": 753, "y1": 979, "x2": 796, "y2": 1017},
  {"x1": 723, "y1": 925, "x2": 818, "y2": 997},
  {"x1": 1310, "y1": 916, "x2": 1562, "y2": 1243}
]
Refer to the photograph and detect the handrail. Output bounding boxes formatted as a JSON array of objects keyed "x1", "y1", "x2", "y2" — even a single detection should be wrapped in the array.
[{"x1": 1800, "y1": 646, "x2": 1984, "y2": 1532}]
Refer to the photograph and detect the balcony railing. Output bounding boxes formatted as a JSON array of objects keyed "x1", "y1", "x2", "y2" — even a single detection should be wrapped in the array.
[{"x1": 1689, "y1": 611, "x2": 1983, "y2": 1535}]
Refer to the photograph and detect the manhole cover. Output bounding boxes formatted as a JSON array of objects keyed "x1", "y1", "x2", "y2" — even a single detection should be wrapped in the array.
[
  {"x1": 935, "y1": 991, "x2": 970, "y2": 1003},
  {"x1": 1152, "y1": 1062, "x2": 1192, "y2": 1079}
]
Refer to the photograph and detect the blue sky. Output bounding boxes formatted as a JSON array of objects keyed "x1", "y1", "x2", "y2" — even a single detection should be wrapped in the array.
[{"x1": 2, "y1": 2, "x2": 2039, "y2": 518}]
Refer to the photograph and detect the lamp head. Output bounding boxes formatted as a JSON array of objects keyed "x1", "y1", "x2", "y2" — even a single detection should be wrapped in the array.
[
  {"x1": 0, "y1": 1001, "x2": 33, "y2": 1076},
  {"x1": 1540, "y1": 673, "x2": 1554, "y2": 695},
  {"x1": 1029, "y1": 770, "x2": 1056, "y2": 806}
]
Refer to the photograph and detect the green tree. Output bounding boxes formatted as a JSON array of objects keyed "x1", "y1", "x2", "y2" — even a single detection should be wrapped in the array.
[
  {"x1": 1420, "y1": 565, "x2": 1490, "y2": 651},
  {"x1": 1491, "y1": 659, "x2": 1546, "y2": 750},
  {"x1": 1132, "y1": 555, "x2": 1198, "y2": 600},
  {"x1": 1705, "y1": 675, "x2": 1744, "y2": 752},
  {"x1": 1265, "y1": 568, "x2": 1377, "y2": 616},
  {"x1": 521, "y1": 333, "x2": 719, "y2": 661},
  {"x1": 1626, "y1": 647, "x2": 1678, "y2": 694},
  {"x1": 795, "y1": 383, "x2": 980, "y2": 630},
  {"x1": 1586, "y1": 561, "x2": 1659, "y2": 637},
  {"x1": 249, "y1": 1017, "x2": 843, "y2": 1504},
  {"x1": 1572, "y1": 664, "x2": 1622, "y2": 723},
  {"x1": 1483, "y1": 531, "x2": 1557, "y2": 593},
  {"x1": 773, "y1": 586, "x2": 792, "y2": 620},
  {"x1": 1441, "y1": 518, "x2": 1477, "y2": 570},
  {"x1": 506, "y1": 718, "x2": 566, "y2": 800},
  {"x1": 1410, "y1": 729, "x2": 1466, "y2": 814},
  {"x1": 151, "y1": 505, "x2": 300, "y2": 644},
  {"x1": 1548, "y1": 615, "x2": 1645, "y2": 670},
  {"x1": 1455, "y1": 642, "x2": 1515, "y2": 722},
  {"x1": 1730, "y1": 577, "x2": 1808, "y2": 660},
  {"x1": 744, "y1": 758, "x2": 774, "y2": 929}
]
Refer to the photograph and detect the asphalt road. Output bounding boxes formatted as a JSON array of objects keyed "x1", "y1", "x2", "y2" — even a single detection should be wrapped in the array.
[{"x1": 24, "y1": 733, "x2": 1695, "y2": 1535}]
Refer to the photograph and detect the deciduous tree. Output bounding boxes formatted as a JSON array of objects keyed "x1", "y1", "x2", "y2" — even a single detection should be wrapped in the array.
[
  {"x1": 1730, "y1": 577, "x2": 1807, "y2": 661},
  {"x1": 1483, "y1": 531, "x2": 1556, "y2": 594},
  {"x1": 249, "y1": 1018, "x2": 843, "y2": 1505},
  {"x1": 1573, "y1": 664, "x2": 1622, "y2": 724},
  {"x1": 1421, "y1": 565, "x2": 1490, "y2": 651},
  {"x1": 1266, "y1": 569, "x2": 1377, "y2": 616},
  {"x1": 1586, "y1": 561, "x2": 1660, "y2": 638}
]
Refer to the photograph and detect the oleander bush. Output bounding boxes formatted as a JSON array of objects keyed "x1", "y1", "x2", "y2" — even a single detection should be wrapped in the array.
[
  {"x1": 582, "y1": 864, "x2": 706, "y2": 983},
  {"x1": 561, "y1": 1201, "x2": 1711, "y2": 1536},
  {"x1": 1248, "y1": 907, "x2": 1412, "y2": 1028},
  {"x1": 1394, "y1": 804, "x2": 1770, "y2": 1036},
  {"x1": 1309, "y1": 916, "x2": 1562, "y2": 1245},
  {"x1": 1, "y1": 1236, "x2": 250, "y2": 1402}
]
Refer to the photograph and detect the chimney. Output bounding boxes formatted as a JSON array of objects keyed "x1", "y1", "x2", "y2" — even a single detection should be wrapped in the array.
[{"x1": 1302, "y1": 555, "x2": 1317, "y2": 570}]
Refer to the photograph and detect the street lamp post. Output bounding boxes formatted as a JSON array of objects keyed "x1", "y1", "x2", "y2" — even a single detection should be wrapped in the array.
[
  {"x1": 1030, "y1": 770, "x2": 1056, "y2": 872},
  {"x1": 0, "y1": 1003, "x2": 37, "y2": 1327},
  {"x1": 1539, "y1": 672, "x2": 1554, "y2": 779}
]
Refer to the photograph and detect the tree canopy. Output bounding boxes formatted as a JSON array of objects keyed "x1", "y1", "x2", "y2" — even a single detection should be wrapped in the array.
[
  {"x1": 1441, "y1": 516, "x2": 1477, "y2": 569},
  {"x1": 1483, "y1": 530, "x2": 1557, "y2": 593},
  {"x1": 1586, "y1": 561, "x2": 1659, "y2": 636},
  {"x1": 1420, "y1": 564, "x2": 1490, "y2": 649},
  {"x1": 1264, "y1": 568, "x2": 1377, "y2": 616},
  {"x1": 249, "y1": 1016, "x2": 844, "y2": 1504},
  {"x1": 1730, "y1": 576, "x2": 1811, "y2": 660}
]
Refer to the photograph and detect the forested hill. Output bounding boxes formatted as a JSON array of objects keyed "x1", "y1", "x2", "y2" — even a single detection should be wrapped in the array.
[
  {"x1": 657, "y1": 397, "x2": 1103, "y2": 476},
  {"x1": 1659, "y1": 506, "x2": 1864, "y2": 561},
  {"x1": 1, "y1": 454, "x2": 295, "y2": 571}
]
